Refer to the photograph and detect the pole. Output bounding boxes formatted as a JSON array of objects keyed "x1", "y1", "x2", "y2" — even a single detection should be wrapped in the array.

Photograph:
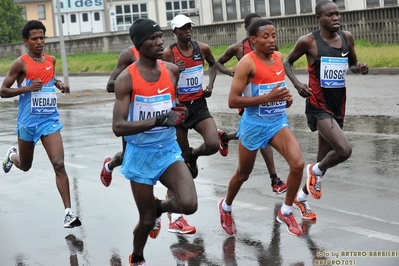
[{"x1": 55, "y1": 0, "x2": 70, "y2": 93}]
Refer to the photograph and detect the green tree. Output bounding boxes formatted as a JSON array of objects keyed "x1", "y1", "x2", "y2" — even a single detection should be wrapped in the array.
[{"x1": 0, "y1": 0, "x2": 26, "y2": 44}]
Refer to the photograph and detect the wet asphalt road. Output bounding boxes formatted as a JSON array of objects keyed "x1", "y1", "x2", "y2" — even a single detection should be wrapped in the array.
[{"x1": 0, "y1": 73, "x2": 398, "y2": 266}]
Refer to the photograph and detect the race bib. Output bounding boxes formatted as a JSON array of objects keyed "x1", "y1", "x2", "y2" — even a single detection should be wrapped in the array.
[
  {"x1": 31, "y1": 87, "x2": 57, "y2": 114},
  {"x1": 133, "y1": 93, "x2": 172, "y2": 133},
  {"x1": 178, "y1": 65, "x2": 203, "y2": 94},
  {"x1": 258, "y1": 81, "x2": 286, "y2": 116},
  {"x1": 320, "y1": 56, "x2": 348, "y2": 88}
]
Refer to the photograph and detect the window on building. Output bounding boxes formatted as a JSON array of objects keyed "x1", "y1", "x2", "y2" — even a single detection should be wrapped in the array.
[
  {"x1": 71, "y1": 14, "x2": 76, "y2": 23},
  {"x1": 314, "y1": 0, "x2": 345, "y2": 10},
  {"x1": 38, "y1": 5, "x2": 46, "y2": 20},
  {"x1": 384, "y1": 0, "x2": 398, "y2": 5},
  {"x1": 284, "y1": 0, "x2": 296, "y2": 15},
  {"x1": 300, "y1": 0, "x2": 312, "y2": 13},
  {"x1": 366, "y1": 0, "x2": 380, "y2": 7},
  {"x1": 226, "y1": 0, "x2": 237, "y2": 20},
  {"x1": 254, "y1": 0, "x2": 266, "y2": 16},
  {"x1": 115, "y1": 3, "x2": 148, "y2": 31},
  {"x1": 269, "y1": 0, "x2": 281, "y2": 16},
  {"x1": 212, "y1": 0, "x2": 223, "y2": 21},
  {"x1": 240, "y1": 0, "x2": 251, "y2": 19},
  {"x1": 94, "y1": 12, "x2": 100, "y2": 21},
  {"x1": 82, "y1": 13, "x2": 88, "y2": 22},
  {"x1": 61, "y1": 15, "x2": 65, "y2": 24},
  {"x1": 166, "y1": 1, "x2": 196, "y2": 23},
  {"x1": 334, "y1": 0, "x2": 346, "y2": 9}
]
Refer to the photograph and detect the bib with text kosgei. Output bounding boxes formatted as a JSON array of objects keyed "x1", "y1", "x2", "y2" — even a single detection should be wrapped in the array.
[
  {"x1": 258, "y1": 81, "x2": 287, "y2": 116},
  {"x1": 133, "y1": 93, "x2": 173, "y2": 133},
  {"x1": 178, "y1": 65, "x2": 203, "y2": 94},
  {"x1": 320, "y1": 56, "x2": 348, "y2": 88},
  {"x1": 31, "y1": 87, "x2": 57, "y2": 114}
]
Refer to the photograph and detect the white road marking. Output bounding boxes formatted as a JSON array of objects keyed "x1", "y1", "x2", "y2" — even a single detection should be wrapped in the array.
[
  {"x1": 337, "y1": 225, "x2": 399, "y2": 243},
  {"x1": 64, "y1": 162, "x2": 88, "y2": 169},
  {"x1": 202, "y1": 196, "x2": 399, "y2": 244},
  {"x1": 203, "y1": 196, "x2": 269, "y2": 211},
  {"x1": 320, "y1": 205, "x2": 399, "y2": 226}
]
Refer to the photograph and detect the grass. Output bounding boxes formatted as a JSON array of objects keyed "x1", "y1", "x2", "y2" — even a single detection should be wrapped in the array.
[{"x1": 0, "y1": 40, "x2": 398, "y2": 74}]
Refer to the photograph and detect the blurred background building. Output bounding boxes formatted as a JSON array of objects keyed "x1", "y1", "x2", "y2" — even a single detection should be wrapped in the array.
[{"x1": 14, "y1": 0, "x2": 399, "y2": 37}]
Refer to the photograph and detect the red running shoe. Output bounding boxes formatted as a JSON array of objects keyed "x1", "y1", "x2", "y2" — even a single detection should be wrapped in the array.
[
  {"x1": 276, "y1": 208, "x2": 303, "y2": 236},
  {"x1": 218, "y1": 199, "x2": 236, "y2": 235},
  {"x1": 271, "y1": 176, "x2": 287, "y2": 194},
  {"x1": 168, "y1": 215, "x2": 196, "y2": 234},
  {"x1": 293, "y1": 198, "x2": 317, "y2": 220},
  {"x1": 306, "y1": 163, "x2": 322, "y2": 199},
  {"x1": 100, "y1": 156, "x2": 112, "y2": 187},
  {"x1": 217, "y1": 129, "x2": 229, "y2": 157}
]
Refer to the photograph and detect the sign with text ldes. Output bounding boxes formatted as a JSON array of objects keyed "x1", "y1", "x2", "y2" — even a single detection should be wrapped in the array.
[{"x1": 56, "y1": 0, "x2": 104, "y2": 11}]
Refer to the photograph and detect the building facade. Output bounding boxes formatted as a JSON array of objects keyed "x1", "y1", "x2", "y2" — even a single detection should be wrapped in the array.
[
  {"x1": 15, "y1": 0, "x2": 56, "y2": 36},
  {"x1": 14, "y1": 0, "x2": 399, "y2": 37}
]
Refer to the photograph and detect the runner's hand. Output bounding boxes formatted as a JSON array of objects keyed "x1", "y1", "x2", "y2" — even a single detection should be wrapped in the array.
[
  {"x1": 358, "y1": 63, "x2": 369, "y2": 75},
  {"x1": 295, "y1": 83, "x2": 312, "y2": 98},
  {"x1": 154, "y1": 105, "x2": 188, "y2": 126},
  {"x1": 204, "y1": 85, "x2": 213, "y2": 98},
  {"x1": 175, "y1": 57, "x2": 186, "y2": 72},
  {"x1": 30, "y1": 78, "x2": 42, "y2": 91},
  {"x1": 286, "y1": 94, "x2": 293, "y2": 108},
  {"x1": 171, "y1": 103, "x2": 188, "y2": 121}
]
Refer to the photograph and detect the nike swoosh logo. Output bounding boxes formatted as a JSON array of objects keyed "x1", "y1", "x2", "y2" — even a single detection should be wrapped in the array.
[
  {"x1": 153, "y1": 24, "x2": 157, "y2": 27},
  {"x1": 46, "y1": 66, "x2": 52, "y2": 70},
  {"x1": 341, "y1": 52, "x2": 349, "y2": 56},
  {"x1": 276, "y1": 70, "x2": 283, "y2": 75},
  {"x1": 158, "y1": 87, "x2": 169, "y2": 94}
]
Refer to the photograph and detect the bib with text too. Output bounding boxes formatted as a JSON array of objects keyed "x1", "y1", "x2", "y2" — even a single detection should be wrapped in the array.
[{"x1": 177, "y1": 65, "x2": 203, "y2": 94}]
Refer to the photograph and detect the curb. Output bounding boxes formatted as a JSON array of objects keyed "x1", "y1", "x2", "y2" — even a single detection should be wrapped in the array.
[
  {"x1": 1, "y1": 68, "x2": 399, "y2": 77},
  {"x1": 57, "y1": 68, "x2": 399, "y2": 76}
]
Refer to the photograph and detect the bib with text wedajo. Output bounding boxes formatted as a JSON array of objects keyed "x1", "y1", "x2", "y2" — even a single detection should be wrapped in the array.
[
  {"x1": 258, "y1": 81, "x2": 287, "y2": 116},
  {"x1": 133, "y1": 94, "x2": 173, "y2": 133},
  {"x1": 31, "y1": 87, "x2": 57, "y2": 114},
  {"x1": 178, "y1": 65, "x2": 203, "y2": 94},
  {"x1": 320, "y1": 57, "x2": 348, "y2": 88}
]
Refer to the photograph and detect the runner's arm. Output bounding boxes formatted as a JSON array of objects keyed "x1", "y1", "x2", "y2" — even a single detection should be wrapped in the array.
[
  {"x1": 107, "y1": 49, "x2": 136, "y2": 93},
  {"x1": 216, "y1": 43, "x2": 239, "y2": 77}
]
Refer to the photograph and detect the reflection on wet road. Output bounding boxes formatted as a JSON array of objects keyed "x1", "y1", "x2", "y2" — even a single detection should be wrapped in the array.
[{"x1": 1, "y1": 95, "x2": 399, "y2": 265}]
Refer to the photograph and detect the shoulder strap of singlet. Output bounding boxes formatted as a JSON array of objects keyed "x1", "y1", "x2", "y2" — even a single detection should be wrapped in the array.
[
  {"x1": 169, "y1": 41, "x2": 204, "y2": 62},
  {"x1": 191, "y1": 41, "x2": 204, "y2": 61}
]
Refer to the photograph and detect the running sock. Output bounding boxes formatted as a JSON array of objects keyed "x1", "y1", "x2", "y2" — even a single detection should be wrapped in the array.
[
  {"x1": 270, "y1": 173, "x2": 278, "y2": 183},
  {"x1": 171, "y1": 213, "x2": 181, "y2": 223},
  {"x1": 104, "y1": 162, "x2": 112, "y2": 173},
  {"x1": 9, "y1": 153, "x2": 16, "y2": 163},
  {"x1": 312, "y1": 163, "x2": 323, "y2": 176},
  {"x1": 297, "y1": 189, "x2": 308, "y2": 202},
  {"x1": 222, "y1": 200, "x2": 232, "y2": 212},
  {"x1": 65, "y1": 208, "x2": 72, "y2": 215},
  {"x1": 281, "y1": 203, "x2": 293, "y2": 215},
  {"x1": 131, "y1": 253, "x2": 145, "y2": 263}
]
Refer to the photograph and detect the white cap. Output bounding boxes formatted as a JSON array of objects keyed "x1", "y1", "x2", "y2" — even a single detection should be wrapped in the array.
[{"x1": 171, "y1": 14, "x2": 195, "y2": 30}]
